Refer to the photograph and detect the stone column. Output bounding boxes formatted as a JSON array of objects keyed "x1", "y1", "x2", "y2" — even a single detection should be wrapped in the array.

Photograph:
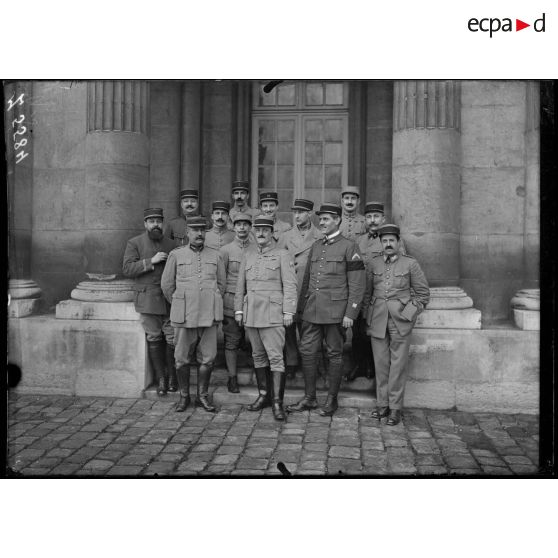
[
  {"x1": 63, "y1": 81, "x2": 150, "y2": 305},
  {"x1": 392, "y1": 81, "x2": 480, "y2": 329},
  {"x1": 232, "y1": 81, "x2": 251, "y2": 183},
  {"x1": 180, "y1": 81, "x2": 202, "y2": 198}
]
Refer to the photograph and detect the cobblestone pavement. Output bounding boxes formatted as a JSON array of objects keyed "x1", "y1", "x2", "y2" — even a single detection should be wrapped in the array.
[{"x1": 6, "y1": 394, "x2": 539, "y2": 476}]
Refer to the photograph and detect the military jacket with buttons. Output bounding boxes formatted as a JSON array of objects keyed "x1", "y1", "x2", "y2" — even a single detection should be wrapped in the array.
[
  {"x1": 122, "y1": 232, "x2": 176, "y2": 315},
  {"x1": 220, "y1": 237, "x2": 256, "y2": 316},
  {"x1": 205, "y1": 226, "x2": 235, "y2": 251},
  {"x1": 362, "y1": 253, "x2": 430, "y2": 338},
  {"x1": 298, "y1": 233, "x2": 366, "y2": 324},
  {"x1": 277, "y1": 223, "x2": 322, "y2": 293},
  {"x1": 234, "y1": 244, "x2": 297, "y2": 328},
  {"x1": 357, "y1": 233, "x2": 407, "y2": 269},
  {"x1": 161, "y1": 244, "x2": 226, "y2": 328},
  {"x1": 339, "y1": 211, "x2": 366, "y2": 241}
]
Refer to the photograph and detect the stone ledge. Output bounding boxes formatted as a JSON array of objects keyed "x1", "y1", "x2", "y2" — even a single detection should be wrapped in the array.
[
  {"x1": 415, "y1": 308, "x2": 481, "y2": 329},
  {"x1": 56, "y1": 300, "x2": 140, "y2": 321}
]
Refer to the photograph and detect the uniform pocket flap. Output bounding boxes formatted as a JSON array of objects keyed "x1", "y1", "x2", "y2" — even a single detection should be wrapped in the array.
[
  {"x1": 326, "y1": 255, "x2": 344, "y2": 262},
  {"x1": 265, "y1": 260, "x2": 280, "y2": 270},
  {"x1": 270, "y1": 293, "x2": 283, "y2": 304},
  {"x1": 331, "y1": 289, "x2": 347, "y2": 301},
  {"x1": 172, "y1": 291, "x2": 185, "y2": 299}
]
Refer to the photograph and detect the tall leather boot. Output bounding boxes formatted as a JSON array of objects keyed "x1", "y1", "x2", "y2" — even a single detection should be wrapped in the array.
[
  {"x1": 195, "y1": 364, "x2": 216, "y2": 412},
  {"x1": 247, "y1": 367, "x2": 271, "y2": 411},
  {"x1": 166, "y1": 343, "x2": 178, "y2": 392},
  {"x1": 225, "y1": 349, "x2": 240, "y2": 393},
  {"x1": 175, "y1": 364, "x2": 191, "y2": 412},
  {"x1": 147, "y1": 339, "x2": 168, "y2": 396},
  {"x1": 271, "y1": 370, "x2": 286, "y2": 421},
  {"x1": 319, "y1": 358, "x2": 343, "y2": 416},
  {"x1": 286, "y1": 358, "x2": 318, "y2": 412}
]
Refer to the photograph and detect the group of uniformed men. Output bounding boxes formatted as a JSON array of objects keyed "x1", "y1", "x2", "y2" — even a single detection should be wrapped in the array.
[{"x1": 122, "y1": 181, "x2": 430, "y2": 426}]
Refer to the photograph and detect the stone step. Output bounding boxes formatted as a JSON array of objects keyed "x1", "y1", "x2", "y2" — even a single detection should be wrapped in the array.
[{"x1": 143, "y1": 384, "x2": 376, "y2": 409}]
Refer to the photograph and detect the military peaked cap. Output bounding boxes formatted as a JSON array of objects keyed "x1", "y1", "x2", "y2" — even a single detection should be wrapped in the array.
[
  {"x1": 377, "y1": 223, "x2": 400, "y2": 237},
  {"x1": 291, "y1": 198, "x2": 314, "y2": 212},
  {"x1": 212, "y1": 200, "x2": 231, "y2": 212},
  {"x1": 316, "y1": 203, "x2": 342, "y2": 217},
  {"x1": 253, "y1": 216, "x2": 275, "y2": 229},
  {"x1": 232, "y1": 180, "x2": 250, "y2": 193},
  {"x1": 341, "y1": 185, "x2": 360, "y2": 198},
  {"x1": 144, "y1": 208, "x2": 164, "y2": 220},
  {"x1": 186, "y1": 215, "x2": 208, "y2": 228},
  {"x1": 180, "y1": 189, "x2": 199, "y2": 199},
  {"x1": 364, "y1": 201, "x2": 385, "y2": 214},
  {"x1": 232, "y1": 212, "x2": 253, "y2": 224},
  {"x1": 259, "y1": 191, "x2": 278, "y2": 204}
]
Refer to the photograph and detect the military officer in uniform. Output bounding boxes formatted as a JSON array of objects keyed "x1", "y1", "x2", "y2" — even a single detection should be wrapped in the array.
[
  {"x1": 234, "y1": 216, "x2": 297, "y2": 421},
  {"x1": 220, "y1": 212, "x2": 255, "y2": 393},
  {"x1": 277, "y1": 198, "x2": 322, "y2": 379},
  {"x1": 339, "y1": 185, "x2": 366, "y2": 241},
  {"x1": 205, "y1": 200, "x2": 235, "y2": 250},
  {"x1": 287, "y1": 203, "x2": 366, "y2": 417},
  {"x1": 123, "y1": 208, "x2": 178, "y2": 396},
  {"x1": 258, "y1": 191, "x2": 292, "y2": 243},
  {"x1": 165, "y1": 189, "x2": 200, "y2": 247},
  {"x1": 161, "y1": 215, "x2": 226, "y2": 413},
  {"x1": 346, "y1": 201, "x2": 407, "y2": 382},
  {"x1": 228, "y1": 180, "x2": 259, "y2": 229},
  {"x1": 362, "y1": 224, "x2": 430, "y2": 426}
]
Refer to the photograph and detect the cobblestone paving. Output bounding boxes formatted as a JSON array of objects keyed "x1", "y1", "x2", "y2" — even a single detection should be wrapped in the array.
[{"x1": 6, "y1": 394, "x2": 540, "y2": 476}]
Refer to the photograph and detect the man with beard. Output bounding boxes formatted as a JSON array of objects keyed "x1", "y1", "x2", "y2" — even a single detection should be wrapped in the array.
[
  {"x1": 258, "y1": 191, "x2": 291, "y2": 243},
  {"x1": 228, "y1": 180, "x2": 259, "y2": 228},
  {"x1": 205, "y1": 200, "x2": 235, "y2": 250},
  {"x1": 277, "y1": 198, "x2": 322, "y2": 379},
  {"x1": 234, "y1": 216, "x2": 297, "y2": 421},
  {"x1": 165, "y1": 189, "x2": 200, "y2": 247},
  {"x1": 362, "y1": 224, "x2": 429, "y2": 426},
  {"x1": 339, "y1": 186, "x2": 366, "y2": 241},
  {"x1": 123, "y1": 208, "x2": 178, "y2": 396},
  {"x1": 220, "y1": 212, "x2": 255, "y2": 393},
  {"x1": 161, "y1": 216, "x2": 226, "y2": 413},
  {"x1": 346, "y1": 201, "x2": 407, "y2": 382},
  {"x1": 287, "y1": 203, "x2": 366, "y2": 417}
]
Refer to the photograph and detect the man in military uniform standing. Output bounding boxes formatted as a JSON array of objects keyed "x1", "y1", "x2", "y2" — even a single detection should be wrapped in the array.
[
  {"x1": 123, "y1": 208, "x2": 178, "y2": 396},
  {"x1": 161, "y1": 215, "x2": 226, "y2": 413},
  {"x1": 278, "y1": 198, "x2": 322, "y2": 379},
  {"x1": 205, "y1": 200, "x2": 235, "y2": 250},
  {"x1": 234, "y1": 216, "x2": 297, "y2": 421},
  {"x1": 258, "y1": 191, "x2": 292, "y2": 243},
  {"x1": 362, "y1": 224, "x2": 430, "y2": 426},
  {"x1": 165, "y1": 189, "x2": 200, "y2": 247},
  {"x1": 228, "y1": 180, "x2": 259, "y2": 228},
  {"x1": 220, "y1": 212, "x2": 255, "y2": 393},
  {"x1": 339, "y1": 186, "x2": 366, "y2": 241},
  {"x1": 287, "y1": 203, "x2": 366, "y2": 417}
]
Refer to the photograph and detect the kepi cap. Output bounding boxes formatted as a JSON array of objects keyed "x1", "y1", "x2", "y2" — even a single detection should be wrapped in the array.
[
  {"x1": 186, "y1": 215, "x2": 208, "y2": 228},
  {"x1": 364, "y1": 201, "x2": 385, "y2": 214},
  {"x1": 232, "y1": 180, "x2": 250, "y2": 193},
  {"x1": 212, "y1": 200, "x2": 231, "y2": 212},
  {"x1": 377, "y1": 223, "x2": 400, "y2": 237},
  {"x1": 253, "y1": 216, "x2": 275, "y2": 229},
  {"x1": 341, "y1": 185, "x2": 360, "y2": 198},
  {"x1": 232, "y1": 212, "x2": 253, "y2": 224},
  {"x1": 180, "y1": 189, "x2": 199, "y2": 200},
  {"x1": 315, "y1": 203, "x2": 342, "y2": 217},
  {"x1": 259, "y1": 191, "x2": 278, "y2": 204},
  {"x1": 291, "y1": 198, "x2": 314, "y2": 212},
  {"x1": 144, "y1": 207, "x2": 164, "y2": 220}
]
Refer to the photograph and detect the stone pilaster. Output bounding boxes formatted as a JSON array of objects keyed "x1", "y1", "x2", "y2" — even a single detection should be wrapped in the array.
[{"x1": 180, "y1": 81, "x2": 202, "y2": 195}]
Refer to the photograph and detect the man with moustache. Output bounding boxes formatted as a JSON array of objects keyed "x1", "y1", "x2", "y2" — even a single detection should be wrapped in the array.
[
  {"x1": 339, "y1": 186, "x2": 366, "y2": 241},
  {"x1": 234, "y1": 216, "x2": 297, "y2": 421},
  {"x1": 161, "y1": 215, "x2": 226, "y2": 413},
  {"x1": 362, "y1": 224, "x2": 429, "y2": 426},
  {"x1": 287, "y1": 203, "x2": 366, "y2": 417},
  {"x1": 277, "y1": 198, "x2": 322, "y2": 379},
  {"x1": 165, "y1": 189, "x2": 200, "y2": 247},
  {"x1": 123, "y1": 208, "x2": 178, "y2": 396},
  {"x1": 346, "y1": 201, "x2": 407, "y2": 382},
  {"x1": 220, "y1": 212, "x2": 255, "y2": 393},
  {"x1": 205, "y1": 200, "x2": 235, "y2": 250},
  {"x1": 228, "y1": 180, "x2": 259, "y2": 228},
  {"x1": 258, "y1": 191, "x2": 292, "y2": 243}
]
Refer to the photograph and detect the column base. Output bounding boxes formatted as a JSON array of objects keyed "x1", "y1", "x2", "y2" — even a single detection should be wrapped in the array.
[
  {"x1": 513, "y1": 309, "x2": 540, "y2": 331},
  {"x1": 416, "y1": 308, "x2": 482, "y2": 329},
  {"x1": 8, "y1": 298, "x2": 41, "y2": 318},
  {"x1": 56, "y1": 299, "x2": 140, "y2": 320}
]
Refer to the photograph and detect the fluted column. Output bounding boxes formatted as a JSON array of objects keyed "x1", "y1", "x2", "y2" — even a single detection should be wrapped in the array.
[
  {"x1": 180, "y1": 81, "x2": 202, "y2": 196},
  {"x1": 84, "y1": 81, "x2": 150, "y2": 275},
  {"x1": 392, "y1": 80, "x2": 461, "y2": 287}
]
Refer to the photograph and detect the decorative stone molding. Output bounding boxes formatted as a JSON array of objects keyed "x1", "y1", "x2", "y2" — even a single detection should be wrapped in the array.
[
  {"x1": 87, "y1": 81, "x2": 149, "y2": 133},
  {"x1": 415, "y1": 287, "x2": 481, "y2": 329},
  {"x1": 511, "y1": 289, "x2": 540, "y2": 330},
  {"x1": 70, "y1": 279, "x2": 136, "y2": 302},
  {"x1": 8, "y1": 279, "x2": 42, "y2": 318},
  {"x1": 393, "y1": 80, "x2": 460, "y2": 132}
]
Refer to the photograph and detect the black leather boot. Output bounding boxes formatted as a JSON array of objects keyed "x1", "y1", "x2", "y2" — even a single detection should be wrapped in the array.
[
  {"x1": 147, "y1": 339, "x2": 168, "y2": 396},
  {"x1": 285, "y1": 365, "x2": 298, "y2": 380},
  {"x1": 166, "y1": 343, "x2": 178, "y2": 392},
  {"x1": 225, "y1": 349, "x2": 240, "y2": 393},
  {"x1": 319, "y1": 359, "x2": 343, "y2": 416},
  {"x1": 175, "y1": 364, "x2": 191, "y2": 412},
  {"x1": 195, "y1": 365, "x2": 216, "y2": 412},
  {"x1": 271, "y1": 370, "x2": 286, "y2": 421},
  {"x1": 247, "y1": 367, "x2": 271, "y2": 411},
  {"x1": 286, "y1": 359, "x2": 317, "y2": 413}
]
